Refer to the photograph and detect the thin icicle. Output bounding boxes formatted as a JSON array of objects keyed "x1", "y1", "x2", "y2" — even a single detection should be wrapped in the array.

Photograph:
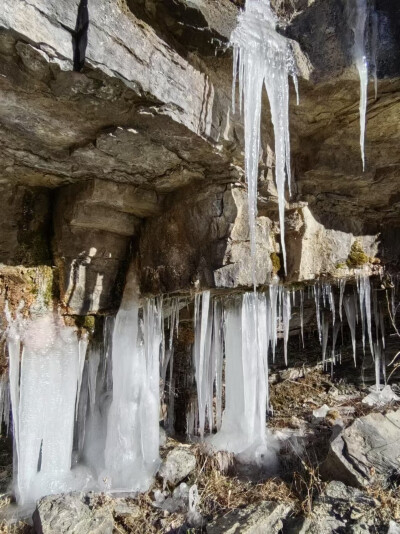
[
  {"x1": 339, "y1": 279, "x2": 346, "y2": 323},
  {"x1": 230, "y1": 0, "x2": 297, "y2": 277},
  {"x1": 314, "y1": 284, "x2": 322, "y2": 343},
  {"x1": 300, "y1": 289, "x2": 304, "y2": 348},
  {"x1": 282, "y1": 288, "x2": 291, "y2": 365},
  {"x1": 344, "y1": 294, "x2": 357, "y2": 366},
  {"x1": 321, "y1": 313, "x2": 329, "y2": 369}
]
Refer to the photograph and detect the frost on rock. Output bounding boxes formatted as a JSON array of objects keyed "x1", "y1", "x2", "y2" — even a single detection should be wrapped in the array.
[{"x1": 230, "y1": 0, "x2": 297, "y2": 279}]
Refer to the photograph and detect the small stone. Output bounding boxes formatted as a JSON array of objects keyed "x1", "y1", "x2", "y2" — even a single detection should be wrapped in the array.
[{"x1": 159, "y1": 448, "x2": 196, "y2": 486}]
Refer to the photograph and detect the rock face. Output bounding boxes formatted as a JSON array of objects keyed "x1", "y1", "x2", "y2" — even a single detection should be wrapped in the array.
[
  {"x1": 207, "y1": 501, "x2": 292, "y2": 534},
  {"x1": 33, "y1": 493, "x2": 114, "y2": 534},
  {"x1": 322, "y1": 409, "x2": 400, "y2": 488},
  {"x1": 1, "y1": 0, "x2": 400, "y2": 309}
]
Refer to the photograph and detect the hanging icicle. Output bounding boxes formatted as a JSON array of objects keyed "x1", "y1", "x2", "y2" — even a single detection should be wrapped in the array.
[{"x1": 231, "y1": 0, "x2": 298, "y2": 279}]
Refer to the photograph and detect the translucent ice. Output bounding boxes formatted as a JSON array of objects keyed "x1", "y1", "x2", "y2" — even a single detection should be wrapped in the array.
[{"x1": 231, "y1": 0, "x2": 297, "y2": 277}]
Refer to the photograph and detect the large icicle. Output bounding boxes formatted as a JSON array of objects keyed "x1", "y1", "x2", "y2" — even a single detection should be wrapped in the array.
[
  {"x1": 350, "y1": 0, "x2": 368, "y2": 170},
  {"x1": 208, "y1": 292, "x2": 276, "y2": 467},
  {"x1": 231, "y1": 0, "x2": 297, "y2": 277},
  {"x1": 103, "y1": 266, "x2": 161, "y2": 492},
  {"x1": 193, "y1": 292, "x2": 213, "y2": 438},
  {"x1": 7, "y1": 313, "x2": 88, "y2": 505}
]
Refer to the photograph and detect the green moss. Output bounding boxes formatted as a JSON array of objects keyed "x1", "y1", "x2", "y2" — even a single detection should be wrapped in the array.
[
  {"x1": 335, "y1": 262, "x2": 347, "y2": 269},
  {"x1": 270, "y1": 252, "x2": 281, "y2": 275},
  {"x1": 74, "y1": 315, "x2": 96, "y2": 333},
  {"x1": 346, "y1": 241, "x2": 369, "y2": 268}
]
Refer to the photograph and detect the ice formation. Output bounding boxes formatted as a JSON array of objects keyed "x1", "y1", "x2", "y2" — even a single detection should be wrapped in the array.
[
  {"x1": 350, "y1": 0, "x2": 369, "y2": 170},
  {"x1": 231, "y1": 0, "x2": 297, "y2": 278},
  {"x1": 103, "y1": 268, "x2": 162, "y2": 492},
  {"x1": 4, "y1": 266, "x2": 163, "y2": 504},
  {"x1": 6, "y1": 312, "x2": 89, "y2": 505},
  {"x1": 190, "y1": 275, "x2": 389, "y2": 458}
]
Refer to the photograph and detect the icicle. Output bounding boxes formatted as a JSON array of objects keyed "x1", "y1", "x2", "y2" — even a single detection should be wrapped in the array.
[
  {"x1": 344, "y1": 294, "x2": 357, "y2": 366},
  {"x1": 314, "y1": 284, "x2": 322, "y2": 343},
  {"x1": 270, "y1": 281, "x2": 279, "y2": 362},
  {"x1": 209, "y1": 293, "x2": 272, "y2": 466},
  {"x1": 213, "y1": 300, "x2": 224, "y2": 432},
  {"x1": 230, "y1": 0, "x2": 297, "y2": 276},
  {"x1": 374, "y1": 342, "x2": 381, "y2": 392},
  {"x1": 321, "y1": 313, "x2": 329, "y2": 369},
  {"x1": 282, "y1": 288, "x2": 291, "y2": 366},
  {"x1": 350, "y1": 0, "x2": 368, "y2": 170},
  {"x1": 104, "y1": 267, "x2": 161, "y2": 492},
  {"x1": 76, "y1": 333, "x2": 88, "y2": 419},
  {"x1": 328, "y1": 284, "x2": 335, "y2": 326},
  {"x1": 193, "y1": 292, "x2": 213, "y2": 438},
  {"x1": 87, "y1": 348, "x2": 100, "y2": 410},
  {"x1": 300, "y1": 289, "x2": 304, "y2": 348},
  {"x1": 339, "y1": 279, "x2": 346, "y2": 322},
  {"x1": 7, "y1": 313, "x2": 87, "y2": 505},
  {"x1": 357, "y1": 272, "x2": 374, "y2": 358}
]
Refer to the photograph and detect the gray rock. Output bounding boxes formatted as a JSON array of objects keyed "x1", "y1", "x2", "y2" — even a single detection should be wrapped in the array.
[
  {"x1": 322, "y1": 409, "x2": 400, "y2": 488},
  {"x1": 291, "y1": 481, "x2": 379, "y2": 534},
  {"x1": 112, "y1": 498, "x2": 140, "y2": 518},
  {"x1": 33, "y1": 493, "x2": 114, "y2": 534},
  {"x1": 388, "y1": 521, "x2": 400, "y2": 534},
  {"x1": 158, "y1": 447, "x2": 196, "y2": 486},
  {"x1": 207, "y1": 501, "x2": 292, "y2": 534}
]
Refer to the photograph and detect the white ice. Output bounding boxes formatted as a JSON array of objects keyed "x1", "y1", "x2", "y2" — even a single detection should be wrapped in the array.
[
  {"x1": 350, "y1": 0, "x2": 369, "y2": 170},
  {"x1": 103, "y1": 266, "x2": 161, "y2": 492},
  {"x1": 231, "y1": 0, "x2": 297, "y2": 278}
]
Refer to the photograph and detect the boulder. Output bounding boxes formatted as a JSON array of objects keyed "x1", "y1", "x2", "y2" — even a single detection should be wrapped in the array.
[
  {"x1": 207, "y1": 501, "x2": 292, "y2": 534},
  {"x1": 322, "y1": 409, "x2": 400, "y2": 488},
  {"x1": 33, "y1": 493, "x2": 114, "y2": 534},
  {"x1": 158, "y1": 447, "x2": 196, "y2": 486}
]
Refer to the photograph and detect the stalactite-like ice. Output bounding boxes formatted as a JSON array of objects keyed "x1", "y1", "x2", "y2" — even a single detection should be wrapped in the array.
[
  {"x1": 344, "y1": 294, "x2": 357, "y2": 366},
  {"x1": 7, "y1": 313, "x2": 89, "y2": 505},
  {"x1": 104, "y1": 269, "x2": 161, "y2": 492},
  {"x1": 208, "y1": 293, "x2": 276, "y2": 466},
  {"x1": 350, "y1": 0, "x2": 368, "y2": 170},
  {"x1": 231, "y1": 0, "x2": 297, "y2": 277}
]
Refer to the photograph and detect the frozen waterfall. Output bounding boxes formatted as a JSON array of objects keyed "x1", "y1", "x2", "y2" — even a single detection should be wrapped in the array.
[
  {"x1": 4, "y1": 266, "x2": 162, "y2": 505},
  {"x1": 231, "y1": 0, "x2": 297, "y2": 279}
]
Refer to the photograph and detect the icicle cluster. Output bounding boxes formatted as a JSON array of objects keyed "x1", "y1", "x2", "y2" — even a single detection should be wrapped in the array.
[
  {"x1": 192, "y1": 285, "x2": 292, "y2": 462},
  {"x1": 190, "y1": 273, "x2": 389, "y2": 460},
  {"x1": 231, "y1": 0, "x2": 297, "y2": 279},
  {"x1": 5, "y1": 269, "x2": 164, "y2": 505}
]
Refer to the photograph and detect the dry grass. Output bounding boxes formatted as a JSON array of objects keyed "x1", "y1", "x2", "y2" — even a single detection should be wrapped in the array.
[
  {"x1": 269, "y1": 366, "x2": 335, "y2": 428},
  {"x1": 367, "y1": 482, "x2": 400, "y2": 524}
]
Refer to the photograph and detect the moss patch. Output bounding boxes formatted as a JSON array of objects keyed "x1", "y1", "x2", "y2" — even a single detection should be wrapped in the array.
[
  {"x1": 346, "y1": 241, "x2": 369, "y2": 268},
  {"x1": 270, "y1": 252, "x2": 281, "y2": 275},
  {"x1": 73, "y1": 315, "x2": 96, "y2": 334}
]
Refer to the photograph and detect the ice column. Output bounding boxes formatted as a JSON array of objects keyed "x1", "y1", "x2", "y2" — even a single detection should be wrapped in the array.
[
  {"x1": 7, "y1": 313, "x2": 87, "y2": 505},
  {"x1": 231, "y1": 0, "x2": 297, "y2": 277},
  {"x1": 209, "y1": 293, "x2": 274, "y2": 466},
  {"x1": 104, "y1": 267, "x2": 161, "y2": 492}
]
